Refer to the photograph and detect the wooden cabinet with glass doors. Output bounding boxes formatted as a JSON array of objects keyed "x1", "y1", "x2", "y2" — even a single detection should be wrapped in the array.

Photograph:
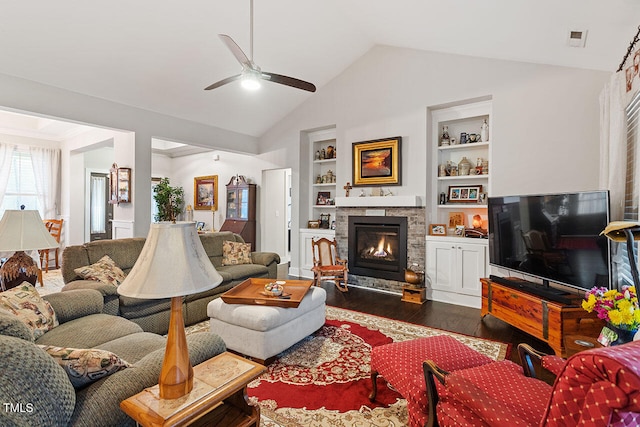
[{"x1": 220, "y1": 175, "x2": 256, "y2": 250}]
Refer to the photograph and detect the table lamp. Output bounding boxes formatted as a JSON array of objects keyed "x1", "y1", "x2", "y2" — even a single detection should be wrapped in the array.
[
  {"x1": 601, "y1": 221, "x2": 640, "y2": 288},
  {"x1": 117, "y1": 221, "x2": 223, "y2": 399},
  {"x1": 0, "y1": 208, "x2": 59, "y2": 291}
]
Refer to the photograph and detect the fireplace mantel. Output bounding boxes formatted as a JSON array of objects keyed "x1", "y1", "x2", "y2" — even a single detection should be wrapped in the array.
[{"x1": 335, "y1": 195, "x2": 422, "y2": 208}]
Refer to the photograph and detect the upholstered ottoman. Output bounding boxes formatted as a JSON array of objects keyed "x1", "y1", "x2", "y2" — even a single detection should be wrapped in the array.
[
  {"x1": 207, "y1": 286, "x2": 326, "y2": 363},
  {"x1": 369, "y1": 335, "x2": 495, "y2": 427}
]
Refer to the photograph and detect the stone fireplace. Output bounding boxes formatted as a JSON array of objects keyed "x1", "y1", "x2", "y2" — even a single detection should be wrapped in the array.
[
  {"x1": 348, "y1": 216, "x2": 407, "y2": 281},
  {"x1": 335, "y1": 205, "x2": 426, "y2": 293}
]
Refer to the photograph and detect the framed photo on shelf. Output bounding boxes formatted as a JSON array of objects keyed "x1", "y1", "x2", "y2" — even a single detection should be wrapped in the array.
[
  {"x1": 194, "y1": 175, "x2": 218, "y2": 211},
  {"x1": 352, "y1": 136, "x2": 402, "y2": 186},
  {"x1": 196, "y1": 221, "x2": 205, "y2": 231},
  {"x1": 448, "y1": 212, "x2": 465, "y2": 229},
  {"x1": 448, "y1": 185, "x2": 482, "y2": 203},
  {"x1": 316, "y1": 191, "x2": 331, "y2": 205},
  {"x1": 429, "y1": 224, "x2": 447, "y2": 236}
]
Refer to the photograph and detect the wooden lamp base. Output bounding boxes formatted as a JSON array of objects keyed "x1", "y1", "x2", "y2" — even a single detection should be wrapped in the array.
[
  {"x1": 159, "y1": 296, "x2": 193, "y2": 399},
  {"x1": 1, "y1": 251, "x2": 38, "y2": 291}
]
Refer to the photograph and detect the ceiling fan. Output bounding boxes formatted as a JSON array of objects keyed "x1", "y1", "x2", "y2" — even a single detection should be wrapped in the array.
[{"x1": 204, "y1": 0, "x2": 316, "y2": 93}]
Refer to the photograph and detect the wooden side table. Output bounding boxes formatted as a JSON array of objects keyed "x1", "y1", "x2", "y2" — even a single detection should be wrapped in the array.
[
  {"x1": 121, "y1": 352, "x2": 266, "y2": 427},
  {"x1": 564, "y1": 334, "x2": 603, "y2": 358}
]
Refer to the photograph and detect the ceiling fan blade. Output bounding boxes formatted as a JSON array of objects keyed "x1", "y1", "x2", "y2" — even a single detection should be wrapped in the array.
[
  {"x1": 204, "y1": 74, "x2": 242, "y2": 91},
  {"x1": 261, "y1": 71, "x2": 317, "y2": 92},
  {"x1": 218, "y1": 34, "x2": 253, "y2": 68}
]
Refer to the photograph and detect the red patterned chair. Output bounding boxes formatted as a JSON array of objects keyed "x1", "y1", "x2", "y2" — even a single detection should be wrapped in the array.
[
  {"x1": 369, "y1": 335, "x2": 496, "y2": 427},
  {"x1": 424, "y1": 340, "x2": 640, "y2": 427}
]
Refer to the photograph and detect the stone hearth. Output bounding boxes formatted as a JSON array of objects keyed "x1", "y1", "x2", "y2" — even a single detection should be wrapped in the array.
[{"x1": 335, "y1": 206, "x2": 426, "y2": 293}]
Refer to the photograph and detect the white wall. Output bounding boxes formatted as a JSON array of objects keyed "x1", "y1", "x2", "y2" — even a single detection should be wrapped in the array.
[
  {"x1": 0, "y1": 72, "x2": 259, "y2": 238},
  {"x1": 257, "y1": 45, "x2": 611, "y2": 272},
  {"x1": 153, "y1": 150, "x2": 280, "y2": 249}
]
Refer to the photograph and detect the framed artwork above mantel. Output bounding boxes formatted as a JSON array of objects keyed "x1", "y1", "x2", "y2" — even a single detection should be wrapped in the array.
[{"x1": 352, "y1": 136, "x2": 402, "y2": 186}]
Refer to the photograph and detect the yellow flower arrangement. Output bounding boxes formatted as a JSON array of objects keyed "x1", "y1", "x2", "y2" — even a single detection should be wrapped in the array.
[{"x1": 582, "y1": 285, "x2": 640, "y2": 331}]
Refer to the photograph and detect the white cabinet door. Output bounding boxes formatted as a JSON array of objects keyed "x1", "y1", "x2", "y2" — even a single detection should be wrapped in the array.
[
  {"x1": 426, "y1": 238, "x2": 487, "y2": 298},
  {"x1": 426, "y1": 241, "x2": 456, "y2": 293},
  {"x1": 457, "y1": 242, "x2": 486, "y2": 296}
]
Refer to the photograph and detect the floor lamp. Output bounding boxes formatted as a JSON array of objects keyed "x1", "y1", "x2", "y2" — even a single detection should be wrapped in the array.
[
  {"x1": 0, "y1": 209, "x2": 59, "y2": 291},
  {"x1": 117, "y1": 221, "x2": 223, "y2": 399}
]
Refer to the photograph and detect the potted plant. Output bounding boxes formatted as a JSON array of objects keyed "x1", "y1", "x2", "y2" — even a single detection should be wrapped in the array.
[{"x1": 153, "y1": 177, "x2": 185, "y2": 222}]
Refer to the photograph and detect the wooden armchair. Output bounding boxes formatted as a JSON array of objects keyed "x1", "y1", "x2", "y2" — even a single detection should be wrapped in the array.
[
  {"x1": 423, "y1": 341, "x2": 640, "y2": 426},
  {"x1": 39, "y1": 219, "x2": 63, "y2": 272},
  {"x1": 311, "y1": 237, "x2": 348, "y2": 292}
]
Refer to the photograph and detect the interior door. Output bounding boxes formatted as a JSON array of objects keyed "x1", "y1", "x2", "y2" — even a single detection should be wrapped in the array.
[{"x1": 89, "y1": 172, "x2": 112, "y2": 241}]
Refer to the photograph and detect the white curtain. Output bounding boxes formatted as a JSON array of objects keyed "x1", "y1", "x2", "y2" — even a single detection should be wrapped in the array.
[
  {"x1": 29, "y1": 146, "x2": 61, "y2": 219},
  {"x1": 599, "y1": 71, "x2": 628, "y2": 221},
  {"x1": 0, "y1": 143, "x2": 16, "y2": 210},
  {"x1": 90, "y1": 175, "x2": 106, "y2": 234}
]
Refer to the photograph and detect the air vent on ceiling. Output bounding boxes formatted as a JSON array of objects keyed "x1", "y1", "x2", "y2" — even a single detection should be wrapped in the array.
[{"x1": 567, "y1": 29, "x2": 588, "y2": 48}]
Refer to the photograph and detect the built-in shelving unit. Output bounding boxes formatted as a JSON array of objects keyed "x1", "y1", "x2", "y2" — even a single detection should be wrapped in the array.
[
  {"x1": 308, "y1": 129, "x2": 337, "y2": 230},
  {"x1": 426, "y1": 99, "x2": 493, "y2": 308},
  {"x1": 430, "y1": 100, "x2": 492, "y2": 233},
  {"x1": 295, "y1": 128, "x2": 337, "y2": 279}
]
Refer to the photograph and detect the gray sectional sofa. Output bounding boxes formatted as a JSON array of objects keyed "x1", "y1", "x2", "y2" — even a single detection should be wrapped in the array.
[
  {"x1": 60, "y1": 232, "x2": 280, "y2": 334},
  {"x1": 0, "y1": 288, "x2": 226, "y2": 427}
]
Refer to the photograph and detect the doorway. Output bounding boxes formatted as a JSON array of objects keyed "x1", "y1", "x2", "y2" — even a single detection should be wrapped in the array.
[
  {"x1": 261, "y1": 168, "x2": 292, "y2": 266},
  {"x1": 89, "y1": 172, "x2": 113, "y2": 241}
]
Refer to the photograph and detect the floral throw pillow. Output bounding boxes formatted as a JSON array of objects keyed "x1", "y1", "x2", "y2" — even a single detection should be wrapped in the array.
[
  {"x1": 0, "y1": 283, "x2": 58, "y2": 340},
  {"x1": 38, "y1": 345, "x2": 131, "y2": 388},
  {"x1": 222, "y1": 240, "x2": 252, "y2": 266},
  {"x1": 74, "y1": 255, "x2": 126, "y2": 287}
]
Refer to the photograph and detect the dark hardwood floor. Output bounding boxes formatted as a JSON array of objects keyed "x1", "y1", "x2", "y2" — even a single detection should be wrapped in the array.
[{"x1": 314, "y1": 281, "x2": 555, "y2": 364}]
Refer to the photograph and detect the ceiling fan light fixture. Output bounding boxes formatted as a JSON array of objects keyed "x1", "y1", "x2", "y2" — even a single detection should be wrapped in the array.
[{"x1": 241, "y1": 70, "x2": 261, "y2": 90}]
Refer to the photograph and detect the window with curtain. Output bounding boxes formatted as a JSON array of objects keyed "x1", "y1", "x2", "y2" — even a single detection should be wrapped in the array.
[
  {"x1": 618, "y1": 92, "x2": 640, "y2": 287},
  {"x1": 0, "y1": 148, "x2": 39, "y2": 216},
  {"x1": 0, "y1": 144, "x2": 60, "y2": 220}
]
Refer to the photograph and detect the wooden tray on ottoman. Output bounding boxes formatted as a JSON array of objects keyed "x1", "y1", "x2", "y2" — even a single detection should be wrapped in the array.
[{"x1": 220, "y1": 278, "x2": 313, "y2": 308}]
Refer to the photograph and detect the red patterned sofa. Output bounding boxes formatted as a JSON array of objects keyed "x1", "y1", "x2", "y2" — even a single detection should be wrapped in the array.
[
  {"x1": 424, "y1": 340, "x2": 640, "y2": 427},
  {"x1": 369, "y1": 335, "x2": 495, "y2": 427}
]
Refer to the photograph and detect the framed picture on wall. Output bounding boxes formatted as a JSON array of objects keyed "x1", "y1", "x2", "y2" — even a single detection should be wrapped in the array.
[
  {"x1": 352, "y1": 136, "x2": 402, "y2": 186},
  {"x1": 194, "y1": 175, "x2": 218, "y2": 211}
]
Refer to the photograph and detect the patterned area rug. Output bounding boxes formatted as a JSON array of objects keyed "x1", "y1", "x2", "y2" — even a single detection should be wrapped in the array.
[{"x1": 233, "y1": 306, "x2": 508, "y2": 427}]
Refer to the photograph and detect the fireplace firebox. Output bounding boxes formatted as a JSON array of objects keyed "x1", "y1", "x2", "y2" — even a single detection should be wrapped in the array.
[{"x1": 348, "y1": 216, "x2": 408, "y2": 281}]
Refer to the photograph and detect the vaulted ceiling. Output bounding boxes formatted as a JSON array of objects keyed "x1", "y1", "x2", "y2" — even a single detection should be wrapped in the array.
[{"x1": 0, "y1": 0, "x2": 638, "y2": 139}]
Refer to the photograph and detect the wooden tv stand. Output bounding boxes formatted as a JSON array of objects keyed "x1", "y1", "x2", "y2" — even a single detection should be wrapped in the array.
[{"x1": 481, "y1": 278, "x2": 605, "y2": 357}]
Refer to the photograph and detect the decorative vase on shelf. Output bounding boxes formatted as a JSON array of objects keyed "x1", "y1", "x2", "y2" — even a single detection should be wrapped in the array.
[
  {"x1": 480, "y1": 119, "x2": 489, "y2": 142},
  {"x1": 458, "y1": 157, "x2": 472, "y2": 176}
]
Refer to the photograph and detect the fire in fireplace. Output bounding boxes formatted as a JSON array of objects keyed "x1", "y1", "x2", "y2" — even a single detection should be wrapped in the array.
[{"x1": 348, "y1": 216, "x2": 408, "y2": 281}]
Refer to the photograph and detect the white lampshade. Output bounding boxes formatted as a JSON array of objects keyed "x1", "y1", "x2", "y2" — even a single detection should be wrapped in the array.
[
  {"x1": 117, "y1": 221, "x2": 223, "y2": 299},
  {"x1": 0, "y1": 210, "x2": 59, "y2": 251}
]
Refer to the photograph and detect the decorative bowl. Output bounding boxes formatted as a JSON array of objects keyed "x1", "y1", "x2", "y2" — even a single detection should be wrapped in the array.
[{"x1": 264, "y1": 281, "x2": 285, "y2": 297}]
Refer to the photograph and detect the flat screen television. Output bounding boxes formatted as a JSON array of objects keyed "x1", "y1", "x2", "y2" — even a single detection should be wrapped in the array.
[{"x1": 488, "y1": 190, "x2": 611, "y2": 294}]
